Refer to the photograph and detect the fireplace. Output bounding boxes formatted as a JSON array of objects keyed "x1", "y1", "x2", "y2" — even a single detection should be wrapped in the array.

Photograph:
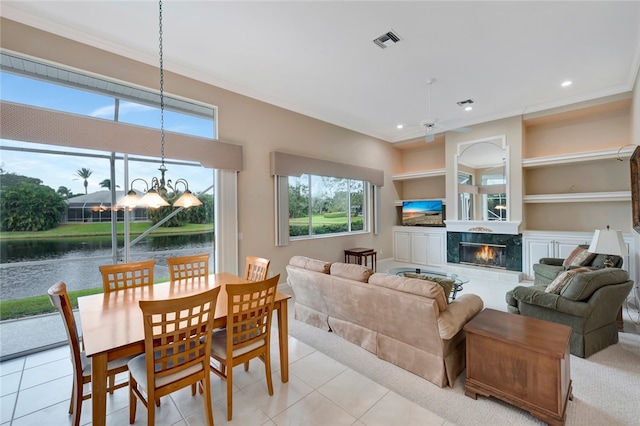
[
  {"x1": 459, "y1": 242, "x2": 507, "y2": 269},
  {"x1": 447, "y1": 231, "x2": 522, "y2": 272}
]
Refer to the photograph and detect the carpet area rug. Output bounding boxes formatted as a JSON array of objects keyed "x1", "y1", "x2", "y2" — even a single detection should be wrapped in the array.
[{"x1": 284, "y1": 283, "x2": 640, "y2": 426}]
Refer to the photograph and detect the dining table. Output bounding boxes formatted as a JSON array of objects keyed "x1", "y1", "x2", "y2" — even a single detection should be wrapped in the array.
[{"x1": 78, "y1": 272, "x2": 292, "y2": 426}]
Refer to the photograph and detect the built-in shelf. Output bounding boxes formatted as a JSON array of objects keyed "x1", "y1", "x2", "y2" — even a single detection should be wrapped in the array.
[
  {"x1": 391, "y1": 169, "x2": 445, "y2": 181},
  {"x1": 522, "y1": 146, "x2": 636, "y2": 168},
  {"x1": 523, "y1": 191, "x2": 631, "y2": 203}
]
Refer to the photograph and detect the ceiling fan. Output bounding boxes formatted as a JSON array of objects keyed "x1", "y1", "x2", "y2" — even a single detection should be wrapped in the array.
[{"x1": 406, "y1": 78, "x2": 471, "y2": 142}]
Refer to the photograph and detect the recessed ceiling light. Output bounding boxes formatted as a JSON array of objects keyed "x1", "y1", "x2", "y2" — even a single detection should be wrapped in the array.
[
  {"x1": 397, "y1": 124, "x2": 404, "y2": 129},
  {"x1": 465, "y1": 106, "x2": 472, "y2": 111},
  {"x1": 561, "y1": 80, "x2": 572, "y2": 87}
]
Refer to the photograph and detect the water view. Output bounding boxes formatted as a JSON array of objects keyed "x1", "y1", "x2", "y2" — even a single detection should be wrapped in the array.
[{"x1": 0, "y1": 233, "x2": 214, "y2": 301}]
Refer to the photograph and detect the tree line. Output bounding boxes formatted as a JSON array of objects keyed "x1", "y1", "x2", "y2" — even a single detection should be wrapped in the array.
[{"x1": 0, "y1": 166, "x2": 212, "y2": 232}]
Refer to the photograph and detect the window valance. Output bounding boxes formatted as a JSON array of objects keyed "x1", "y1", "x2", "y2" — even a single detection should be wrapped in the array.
[
  {"x1": 0, "y1": 101, "x2": 243, "y2": 172},
  {"x1": 269, "y1": 151, "x2": 384, "y2": 186}
]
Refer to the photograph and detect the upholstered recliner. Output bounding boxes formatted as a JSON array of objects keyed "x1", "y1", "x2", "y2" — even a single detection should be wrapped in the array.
[
  {"x1": 506, "y1": 268, "x2": 633, "y2": 358},
  {"x1": 533, "y1": 244, "x2": 623, "y2": 285}
]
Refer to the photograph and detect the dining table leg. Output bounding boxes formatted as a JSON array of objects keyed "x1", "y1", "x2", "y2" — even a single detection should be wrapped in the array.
[
  {"x1": 91, "y1": 352, "x2": 108, "y2": 426},
  {"x1": 276, "y1": 299, "x2": 289, "y2": 382}
]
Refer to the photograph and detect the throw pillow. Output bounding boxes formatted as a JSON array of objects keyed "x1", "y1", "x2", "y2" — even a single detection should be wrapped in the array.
[
  {"x1": 402, "y1": 273, "x2": 454, "y2": 301},
  {"x1": 562, "y1": 247, "x2": 596, "y2": 269},
  {"x1": 545, "y1": 267, "x2": 590, "y2": 294}
]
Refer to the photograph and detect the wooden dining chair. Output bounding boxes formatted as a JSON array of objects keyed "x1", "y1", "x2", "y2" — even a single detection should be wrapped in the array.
[
  {"x1": 128, "y1": 286, "x2": 221, "y2": 426},
  {"x1": 209, "y1": 274, "x2": 280, "y2": 421},
  {"x1": 99, "y1": 259, "x2": 155, "y2": 293},
  {"x1": 48, "y1": 282, "x2": 130, "y2": 426},
  {"x1": 244, "y1": 255, "x2": 270, "y2": 281},
  {"x1": 166, "y1": 253, "x2": 210, "y2": 281}
]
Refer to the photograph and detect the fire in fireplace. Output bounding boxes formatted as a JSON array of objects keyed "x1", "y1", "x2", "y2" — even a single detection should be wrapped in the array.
[{"x1": 459, "y1": 242, "x2": 507, "y2": 269}]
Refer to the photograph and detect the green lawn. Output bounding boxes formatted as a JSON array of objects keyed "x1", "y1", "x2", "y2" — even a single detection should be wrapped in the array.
[
  {"x1": 0, "y1": 281, "x2": 173, "y2": 321},
  {"x1": 289, "y1": 215, "x2": 354, "y2": 225},
  {"x1": 0, "y1": 222, "x2": 213, "y2": 240}
]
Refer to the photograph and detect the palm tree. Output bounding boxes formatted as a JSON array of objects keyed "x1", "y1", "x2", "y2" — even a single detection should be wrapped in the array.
[
  {"x1": 99, "y1": 179, "x2": 119, "y2": 190},
  {"x1": 57, "y1": 186, "x2": 73, "y2": 199},
  {"x1": 74, "y1": 168, "x2": 93, "y2": 194}
]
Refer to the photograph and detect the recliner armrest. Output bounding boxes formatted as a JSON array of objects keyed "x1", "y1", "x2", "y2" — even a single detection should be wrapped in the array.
[
  {"x1": 539, "y1": 258, "x2": 564, "y2": 266},
  {"x1": 511, "y1": 285, "x2": 593, "y2": 317}
]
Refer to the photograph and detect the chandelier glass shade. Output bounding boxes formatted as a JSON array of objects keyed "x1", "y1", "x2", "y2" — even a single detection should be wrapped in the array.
[{"x1": 117, "y1": 0, "x2": 202, "y2": 210}]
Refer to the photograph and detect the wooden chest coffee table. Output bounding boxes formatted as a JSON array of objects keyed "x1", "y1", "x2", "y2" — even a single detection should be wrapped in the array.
[{"x1": 464, "y1": 309, "x2": 572, "y2": 426}]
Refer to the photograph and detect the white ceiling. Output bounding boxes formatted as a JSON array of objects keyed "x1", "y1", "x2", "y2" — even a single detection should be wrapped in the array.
[{"x1": 2, "y1": 1, "x2": 640, "y2": 143}]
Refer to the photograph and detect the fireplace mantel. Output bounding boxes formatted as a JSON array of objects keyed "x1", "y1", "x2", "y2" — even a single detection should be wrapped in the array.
[{"x1": 445, "y1": 220, "x2": 521, "y2": 235}]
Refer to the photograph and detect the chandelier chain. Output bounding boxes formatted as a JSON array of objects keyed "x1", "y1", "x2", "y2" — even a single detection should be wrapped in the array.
[{"x1": 158, "y1": 0, "x2": 165, "y2": 167}]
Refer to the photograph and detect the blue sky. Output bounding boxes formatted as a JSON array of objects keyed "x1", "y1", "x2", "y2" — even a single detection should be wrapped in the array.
[{"x1": 0, "y1": 72, "x2": 215, "y2": 196}]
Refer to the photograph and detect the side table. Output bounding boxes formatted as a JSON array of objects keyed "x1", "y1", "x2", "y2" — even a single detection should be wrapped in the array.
[{"x1": 344, "y1": 247, "x2": 377, "y2": 272}]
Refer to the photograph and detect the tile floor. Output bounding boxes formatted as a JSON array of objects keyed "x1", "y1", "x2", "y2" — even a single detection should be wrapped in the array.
[{"x1": 0, "y1": 331, "x2": 453, "y2": 426}]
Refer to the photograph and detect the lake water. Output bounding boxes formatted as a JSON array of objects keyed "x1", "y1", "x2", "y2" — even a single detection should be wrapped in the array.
[{"x1": 0, "y1": 233, "x2": 214, "y2": 301}]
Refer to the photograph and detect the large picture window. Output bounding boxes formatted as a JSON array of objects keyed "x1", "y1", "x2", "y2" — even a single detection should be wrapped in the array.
[
  {"x1": 0, "y1": 53, "x2": 217, "y2": 306},
  {"x1": 288, "y1": 174, "x2": 367, "y2": 238},
  {"x1": 271, "y1": 151, "x2": 382, "y2": 246}
]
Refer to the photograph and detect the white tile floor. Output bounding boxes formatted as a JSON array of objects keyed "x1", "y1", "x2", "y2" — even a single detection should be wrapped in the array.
[{"x1": 0, "y1": 332, "x2": 453, "y2": 425}]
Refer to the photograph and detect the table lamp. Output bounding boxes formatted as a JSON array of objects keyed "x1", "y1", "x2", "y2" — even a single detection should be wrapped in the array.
[{"x1": 587, "y1": 225, "x2": 628, "y2": 268}]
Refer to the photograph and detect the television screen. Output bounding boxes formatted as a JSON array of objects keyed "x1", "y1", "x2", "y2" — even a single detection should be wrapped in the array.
[{"x1": 402, "y1": 200, "x2": 443, "y2": 226}]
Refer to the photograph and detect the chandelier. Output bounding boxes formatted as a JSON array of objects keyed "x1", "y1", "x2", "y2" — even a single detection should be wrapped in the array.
[{"x1": 118, "y1": 0, "x2": 201, "y2": 210}]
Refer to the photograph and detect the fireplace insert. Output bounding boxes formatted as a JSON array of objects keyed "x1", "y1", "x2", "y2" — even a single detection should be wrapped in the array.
[{"x1": 459, "y1": 242, "x2": 507, "y2": 269}]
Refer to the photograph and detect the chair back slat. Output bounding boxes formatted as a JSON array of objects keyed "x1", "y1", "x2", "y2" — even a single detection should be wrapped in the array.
[
  {"x1": 139, "y1": 286, "x2": 220, "y2": 381},
  {"x1": 244, "y1": 256, "x2": 270, "y2": 282},
  {"x1": 99, "y1": 259, "x2": 155, "y2": 293},
  {"x1": 226, "y1": 275, "x2": 279, "y2": 355},
  {"x1": 166, "y1": 253, "x2": 210, "y2": 282}
]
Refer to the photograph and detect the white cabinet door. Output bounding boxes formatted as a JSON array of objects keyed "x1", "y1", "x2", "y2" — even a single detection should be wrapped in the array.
[
  {"x1": 411, "y1": 232, "x2": 428, "y2": 265},
  {"x1": 524, "y1": 239, "x2": 553, "y2": 279},
  {"x1": 394, "y1": 231, "x2": 411, "y2": 263},
  {"x1": 555, "y1": 238, "x2": 591, "y2": 259},
  {"x1": 523, "y1": 233, "x2": 593, "y2": 279},
  {"x1": 426, "y1": 232, "x2": 445, "y2": 268}
]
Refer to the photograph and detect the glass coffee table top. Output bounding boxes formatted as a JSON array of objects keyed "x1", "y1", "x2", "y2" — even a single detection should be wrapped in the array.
[{"x1": 388, "y1": 267, "x2": 469, "y2": 300}]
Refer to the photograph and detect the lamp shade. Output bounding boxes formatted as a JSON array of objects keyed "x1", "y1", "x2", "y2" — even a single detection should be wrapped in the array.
[
  {"x1": 588, "y1": 228, "x2": 628, "y2": 256},
  {"x1": 173, "y1": 190, "x2": 202, "y2": 208},
  {"x1": 138, "y1": 189, "x2": 170, "y2": 208}
]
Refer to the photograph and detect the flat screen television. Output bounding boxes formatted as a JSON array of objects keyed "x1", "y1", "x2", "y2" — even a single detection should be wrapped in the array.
[{"x1": 402, "y1": 200, "x2": 444, "y2": 226}]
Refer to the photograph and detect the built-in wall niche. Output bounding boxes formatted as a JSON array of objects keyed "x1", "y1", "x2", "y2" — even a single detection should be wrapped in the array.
[
  {"x1": 524, "y1": 159, "x2": 629, "y2": 196},
  {"x1": 401, "y1": 175, "x2": 446, "y2": 200},
  {"x1": 524, "y1": 202, "x2": 632, "y2": 233}
]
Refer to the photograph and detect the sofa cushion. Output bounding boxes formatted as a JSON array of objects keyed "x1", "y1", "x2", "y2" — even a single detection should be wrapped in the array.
[
  {"x1": 560, "y1": 268, "x2": 629, "y2": 301},
  {"x1": 330, "y1": 262, "x2": 371, "y2": 282},
  {"x1": 545, "y1": 267, "x2": 589, "y2": 294},
  {"x1": 401, "y1": 273, "x2": 454, "y2": 301},
  {"x1": 368, "y1": 273, "x2": 447, "y2": 312},
  {"x1": 562, "y1": 246, "x2": 596, "y2": 269},
  {"x1": 289, "y1": 256, "x2": 331, "y2": 274}
]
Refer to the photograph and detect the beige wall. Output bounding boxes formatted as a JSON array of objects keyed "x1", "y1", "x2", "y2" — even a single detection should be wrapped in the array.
[{"x1": 0, "y1": 18, "x2": 401, "y2": 278}]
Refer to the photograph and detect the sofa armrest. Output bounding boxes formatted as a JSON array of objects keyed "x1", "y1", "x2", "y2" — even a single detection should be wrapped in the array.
[
  {"x1": 539, "y1": 258, "x2": 564, "y2": 266},
  {"x1": 437, "y1": 294, "x2": 484, "y2": 340},
  {"x1": 512, "y1": 285, "x2": 593, "y2": 317}
]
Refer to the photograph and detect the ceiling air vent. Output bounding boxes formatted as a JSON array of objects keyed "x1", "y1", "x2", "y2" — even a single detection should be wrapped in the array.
[{"x1": 373, "y1": 31, "x2": 402, "y2": 49}]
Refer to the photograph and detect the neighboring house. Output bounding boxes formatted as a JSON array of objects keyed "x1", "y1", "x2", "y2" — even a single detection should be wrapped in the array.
[{"x1": 66, "y1": 190, "x2": 147, "y2": 223}]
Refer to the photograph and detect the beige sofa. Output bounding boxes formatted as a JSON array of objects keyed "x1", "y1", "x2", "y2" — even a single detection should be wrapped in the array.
[{"x1": 286, "y1": 256, "x2": 484, "y2": 387}]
